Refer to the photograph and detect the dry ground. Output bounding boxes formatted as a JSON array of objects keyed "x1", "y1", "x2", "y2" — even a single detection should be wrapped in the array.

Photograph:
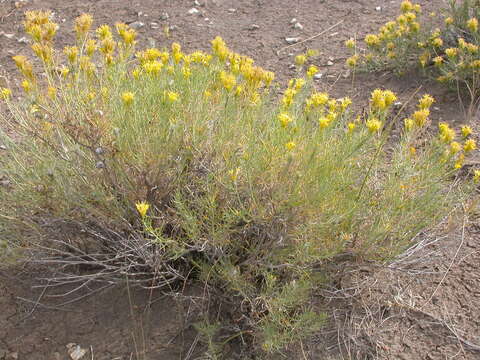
[{"x1": 0, "y1": 0, "x2": 479, "y2": 359}]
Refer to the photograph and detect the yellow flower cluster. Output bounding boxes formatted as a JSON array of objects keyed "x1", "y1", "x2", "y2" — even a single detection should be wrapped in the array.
[{"x1": 370, "y1": 89, "x2": 397, "y2": 112}]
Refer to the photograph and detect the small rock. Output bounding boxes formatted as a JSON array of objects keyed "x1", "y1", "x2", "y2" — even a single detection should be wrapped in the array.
[
  {"x1": 205, "y1": 17, "x2": 210, "y2": 21},
  {"x1": 194, "y1": 0, "x2": 201, "y2": 5},
  {"x1": 228, "y1": 8, "x2": 236, "y2": 13},
  {"x1": 285, "y1": 37, "x2": 300, "y2": 44},
  {"x1": 327, "y1": 60, "x2": 334, "y2": 66},
  {"x1": 169, "y1": 25, "x2": 178, "y2": 31},
  {"x1": 95, "y1": 161, "x2": 105, "y2": 169},
  {"x1": 342, "y1": 69, "x2": 351, "y2": 78},
  {"x1": 288, "y1": 64, "x2": 296, "y2": 69},
  {"x1": 137, "y1": 11, "x2": 143, "y2": 17},
  {"x1": 433, "y1": 106, "x2": 440, "y2": 111},
  {"x1": 129, "y1": 21, "x2": 145, "y2": 29},
  {"x1": 17, "y1": 36, "x2": 28, "y2": 43},
  {"x1": 314, "y1": 73, "x2": 323, "y2": 80},
  {"x1": 150, "y1": 22, "x2": 159, "y2": 29},
  {"x1": 394, "y1": 101, "x2": 403, "y2": 109},
  {"x1": 294, "y1": 22, "x2": 303, "y2": 30},
  {"x1": 160, "y1": 12, "x2": 169, "y2": 20},
  {"x1": 0, "y1": 145, "x2": 7, "y2": 150},
  {"x1": 249, "y1": 24, "x2": 260, "y2": 30},
  {"x1": 188, "y1": 8, "x2": 200, "y2": 15},
  {"x1": 375, "y1": 6, "x2": 382, "y2": 11},
  {"x1": 94, "y1": 147, "x2": 105, "y2": 155},
  {"x1": 66, "y1": 344, "x2": 87, "y2": 360},
  {"x1": 3, "y1": 33, "x2": 14, "y2": 39},
  {"x1": 290, "y1": 18, "x2": 297, "y2": 24}
]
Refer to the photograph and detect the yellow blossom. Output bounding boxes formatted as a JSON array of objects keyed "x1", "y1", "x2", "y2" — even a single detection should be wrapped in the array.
[
  {"x1": 473, "y1": 170, "x2": 480, "y2": 183},
  {"x1": 464, "y1": 139, "x2": 477, "y2": 152},
  {"x1": 64, "y1": 46, "x2": 79, "y2": 63},
  {"x1": 306, "y1": 65, "x2": 318, "y2": 78},
  {"x1": 319, "y1": 117, "x2": 330, "y2": 129},
  {"x1": 285, "y1": 141, "x2": 296, "y2": 150},
  {"x1": 412, "y1": 109, "x2": 430, "y2": 127},
  {"x1": 96, "y1": 24, "x2": 112, "y2": 39},
  {"x1": 404, "y1": 118, "x2": 414, "y2": 131},
  {"x1": 0, "y1": 88, "x2": 12, "y2": 99},
  {"x1": 445, "y1": 48, "x2": 458, "y2": 57},
  {"x1": 409, "y1": 147, "x2": 416, "y2": 156},
  {"x1": 439, "y1": 122, "x2": 455, "y2": 142},
  {"x1": 455, "y1": 154, "x2": 465, "y2": 169},
  {"x1": 346, "y1": 55, "x2": 359, "y2": 67},
  {"x1": 345, "y1": 38, "x2": 355, "y2": 49},
  {"x1": 21, "y1": 80, "x2": 33, "y2": 93},
  {"x1": 450, "y1": 141, "x2": 462, "y2": 154},
  {"x1": 166, "y1": 91, "x2": 179, "y2": 103},
  {"x1": 278, "y1": 113, "x2": 293, "y2": 128},
  {"x1": 461, "y1": 125, "x2": 473, "y2": 138},
  {"x1": 400, "y1": 0, "x2": 413, "y2": 12},
  {"x1": 121, "y1": 91, "x2": 134, "y2": 105},
  {"x1": 445, "y1": 17, "x2": 454, "y2": 25},
  {"x1": 365, "y1": 34, "x2": 380, "y2": 47},
  {"x1": 295, "y1": 54, "x2": 306, "y2": 66},
  {"x1": 74, "y1": 14, "x2": 93, "y2": 38},
  {"x1": 347, "y1": 122, "x2": 356, "y2": 132},
  {"x1": 432, "y1": 37, "x2": 443, "y2": 48},
  {"x1": 418, "y1": 94, "x2": 435, "y2": 109},
  {"x1": 228, "y1": 168, "x2": 240, "y2": 182},
  {"x1": 86, "y1": 39, "x2": 97, "y2": 56},
  {"x1": 366, "y1": 118, "x2": 382, "y2": 133},
  {"x1": 219, "y1": 71, "x2": 236, "y2": 91},
  {"x1": 135, "y1": 201, "x2": 150, "y2": 217},
  {"x1": 467, "y1": 18, "x2": 478, "y2": 32},
  {"x1": 47, "y1": 86, "x2": 56, "y2": 99}
]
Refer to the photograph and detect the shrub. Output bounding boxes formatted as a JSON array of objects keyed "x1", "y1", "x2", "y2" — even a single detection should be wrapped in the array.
[
  {"x1": 346, "y1": 0, "x2": 480, "y2": 118},
  {"x1": 0, "y1": 10, "x2": 475, "y2": 355}
]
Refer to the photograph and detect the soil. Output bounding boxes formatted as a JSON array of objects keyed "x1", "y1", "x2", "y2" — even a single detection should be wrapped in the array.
[{"x1": 0, "y1": 0, "x2": 479, "y2": 359}]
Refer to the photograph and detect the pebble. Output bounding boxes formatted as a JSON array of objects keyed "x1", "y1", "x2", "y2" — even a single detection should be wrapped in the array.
[
  {"x1": 160, "y1": 12, "x2": 169, "y2": 20},
  {"x1": 288, "y1": 64, "x2": 296, "y2": 69},
  {"x1": 17, "y1": 36, "x2": 28, "y2": 43},
  {"x1": 314, "y1": 73, "x2": 323, "y2": 80},
  {"x1": 285, "y1": 37, "x2": 300, "y2": 44},
  {"x1": 129, "y1": 21, "x2": 145, "y2": 29},
  {"x1": 0, "y1": 145, "x2": 7, "y2": 150},
  {"x1": 290, "y1": 18, "x2": 297, "y2": 24},
  {"x1": 188, "y1": 8, "x2": 200, "y2": 15},
  {"x1": 327, "y1": 60, "x2": 334, "y2": 66},
  {"x1": 294, "y1": 22, "x2": 304, "y2": 30},
  {"x1": 194, "y1": 0, "x2": 201, "y2": 5},
  {"x1": 394, "y1": 101, "x2": 403, "y2": 109},
  {"x1": 3, "y1": 33, "x2": 14, "y2": 39},
  {"x1": 249, "y1": 24, "x2": 260, "y2": 30},
  {"x1": 228, "y1": 8, "x2": 236, "y2": 13},
  {"x1": 150, "y1": 22, "x2": 159, "y2": 29},
  {"x1": 375, "y1": 6, "x2": 382, "y2": 11}
]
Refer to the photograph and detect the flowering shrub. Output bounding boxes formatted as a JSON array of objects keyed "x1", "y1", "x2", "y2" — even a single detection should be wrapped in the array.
[
  {"x1": 346, "y1": 0, "x2": 480, "y2": 117},
  {"x1": 0, "y1": 11, "x2": 475, "y2": 356}
]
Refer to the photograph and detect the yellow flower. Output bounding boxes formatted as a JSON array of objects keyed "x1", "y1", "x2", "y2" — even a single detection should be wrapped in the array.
[
  {"x1": 346, "y1": 55, "x2": 359, "y2": 67},
  {"x1": 47, "y1": 86, "x2": 56, "y2": 99},
  {"x1": 306, "y1": 65, "x2": 318, "y2": 78},
  {"x1": 60, "y1": 66, "x2": 70, "y2": 78},
  {"x1": 400, "y1": 0, "x2": 413, "y2": 12},
  {"x1": 306, "y1": 49, "x2": 318, "y2": 57},
  {"x1": 433, "y1": 56, "x2": 443, "y2": 66},
  {"x1": 219, "y1": 71, "x2": 236, "y2": 91},
  {"x1": 263, "y1": 71, "x2": 275, "y2": 86},
  {"x1": 371, "y1": 89, "x2": 386, "y2": 111},
  {"x1": 364, "y1": 34, "x2": 380, "y2": 47},
  {"x1": 383, "y1": 90, "x2": 397, "y2": 107},
  {"x1": 445, "y1": 47, "x2": 458, "y2": 58},
  {"x1": 285, "y1": 141, "x2": 296, "y2": 151},
  {"x1": 445, "y1": 17, "x2": 454, "y2": 25},
  {"x1": 418, "y1": 94, "x2": 435, "y2": 109},
  {"x1": 473, "y1": 170, "x2": 480, "y2": 183},
  {"x1": 461, "y1": 125, "x2": 473, "y2": 138},
  {"x1": 228, "y1": 168, "x2": 240, "y2": 182},
  {"x1": 404, "y1": 118, "x2": 414, "y2": 131},
  {"x1": 64, "y1": 46, "x2": 79, "y2": 64},
  {"x1": 467, "y1": 18, "x2": 478, "y2": 32},
  {"x1": 135, "y1": 201, "x2": 150, "y2": 217},
  {"x1": 278, "y1": 113, "x2": 293, "y2": 128},
  {"x1": 450, "y1": 141, "x2": 461, "y2": 154},
  {"x1": 74, "y1": 13, "x2": 93, "y2": 37},
  {"x1": 439, "y1": 122, "x2": 456, "y2": 143},
  {"x1": 318, "y1": 117, "x2": 330, "y2": 129},
  {"x1": 347, "y1": 122, "x2": 356, "y2": 132},
  {"x1": 295, "y1": 54, "x2": 306, "y2": 66},
  {"x1": 409, "y1": 146, "x2": 416, "y2": 156},
  {"x1": 166, "y1": 91, "x2": 179, "y2": 103},
  {"x1": 432, "y1": 37, "x2": 443, "y2": 48},
  {"x1": 366, "y1": 118, "x2": 382, "y2": 133},
  {"x1": 143, "y1": 60, "x2": 163, "y2": 75},
  {"x1": 464, "y1": 139, "x2": 477, "y2": 152},
  {"x1": 455, "y1": 153, "x2": 465, "y2": 169},
  {"x1": 121, "y1": 91, "x2": 134, "y2": 105},
  {"x1": 86, "y1": 39, "x2": 97, "y2": 56},
  {"x1": 412, "y1": 109, "x2": 429, "y2": 127},
  {"x1": 345, "y1": 38, "x2": 355, "y2": 49},
  {"x1": 96, "y1": 24, "x2": 112, "y2": 39},
  {"x1": 21, "y1": 80, "x2": 32, "y2": 93},
  {"x1": 0, "y1": 88, "x2": 12, "y2": 99}
]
